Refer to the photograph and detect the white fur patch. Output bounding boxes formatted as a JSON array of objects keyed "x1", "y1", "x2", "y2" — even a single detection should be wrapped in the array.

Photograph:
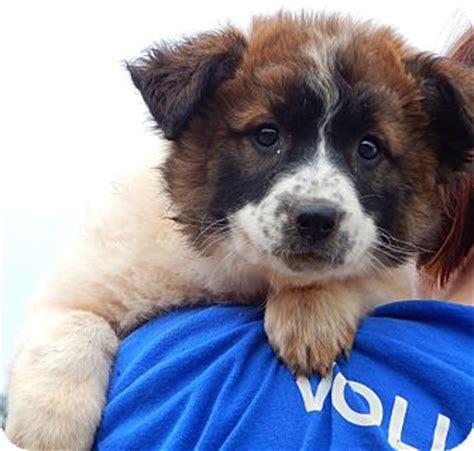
[{"x1": 232, "y1": 144, "x2": 377, "y2": 281}]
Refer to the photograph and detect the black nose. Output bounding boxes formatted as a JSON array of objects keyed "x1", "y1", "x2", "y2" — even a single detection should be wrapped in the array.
[{"x1": 294, "y1": 204, "x2": 339, "y2": 241}]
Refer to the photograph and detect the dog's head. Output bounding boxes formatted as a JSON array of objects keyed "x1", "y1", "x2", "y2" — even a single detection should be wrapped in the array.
[{"x1": 128, "y1": 14, "x2": 473, "y2": 282}]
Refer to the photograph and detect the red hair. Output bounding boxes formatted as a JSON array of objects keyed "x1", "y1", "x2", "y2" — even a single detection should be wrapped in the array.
[{"x1": 417, "y1": 27, "x2": 474, "y2": 287}]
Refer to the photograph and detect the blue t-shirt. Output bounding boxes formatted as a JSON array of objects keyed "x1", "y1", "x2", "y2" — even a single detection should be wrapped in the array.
[{"x1": 94, "y1": 301, "x2": 473, "y2": 450}]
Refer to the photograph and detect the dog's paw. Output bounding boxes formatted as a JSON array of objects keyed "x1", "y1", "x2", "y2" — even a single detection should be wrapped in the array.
[
  {"x1": 265, "y1": 311, "x2": 355, "y2": 377},
  {"x1": 264, "y1": 286, "x2": 358, "y2": 377},
  {"x1": 6, "y1": 381, "x2": 104, "y2": 450},
  {"x1": 6, "y1": 309, "x2": 119, "y2": 450}
]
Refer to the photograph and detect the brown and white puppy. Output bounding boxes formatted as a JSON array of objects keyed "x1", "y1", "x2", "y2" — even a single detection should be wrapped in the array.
[{"x1": 6, "y1": 13, "x2": 473, "y2": 449}]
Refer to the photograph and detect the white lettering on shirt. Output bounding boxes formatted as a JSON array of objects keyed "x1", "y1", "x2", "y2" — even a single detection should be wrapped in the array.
[
  {"x1": 332, "y1": 372, "x2": 383, "y2": 426},
  {"x1": 296, "y1": 372, "x2": 451, "y2": 449}
]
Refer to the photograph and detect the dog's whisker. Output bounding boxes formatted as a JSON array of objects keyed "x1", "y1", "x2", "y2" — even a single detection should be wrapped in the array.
[
  {"x1": 207, "y1": 241, "x2": 244, "y2": 289},
  {"x1": 377, "y1": 227, "x2": 433, "y2": 254},
  {"x1": 373, "y1": 245, "x2": 410, "y2": 265},
  {"x1": 374, "y1": 240, "x2": 418, "y2": 257},
  {"x1": 198, "y1": 230, "x2": 230, "y2": 256},
  {"x1": 191, "y1": 217, "x2": 229, "y2": 249}
]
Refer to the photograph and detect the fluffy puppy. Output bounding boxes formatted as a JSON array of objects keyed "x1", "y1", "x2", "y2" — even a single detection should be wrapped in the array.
[{"x1": 6, "y1": 13, "x2": 473, "y2": 449}]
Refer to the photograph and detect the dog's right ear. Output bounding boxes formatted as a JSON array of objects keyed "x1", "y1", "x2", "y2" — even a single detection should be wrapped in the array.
[{"x1": 127, "y1": 28, "x2": 246, "y2": 140}]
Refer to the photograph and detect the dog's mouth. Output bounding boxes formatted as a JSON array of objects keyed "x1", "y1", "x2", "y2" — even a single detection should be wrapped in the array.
[
  {"x1": 232, "y1": 223, "x2": 357, "y2": 276},
  {"x1": 273, "y1": 244, "x2": 344, "y2": 272}
]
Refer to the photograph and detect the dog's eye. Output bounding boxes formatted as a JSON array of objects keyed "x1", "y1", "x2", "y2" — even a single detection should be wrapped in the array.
[
  {"x1": 253, "y1": 125, "x2": 279, "y2": 151},
  {"x1": 357, "y1": 137, "x2": 380, "y2": 162}
]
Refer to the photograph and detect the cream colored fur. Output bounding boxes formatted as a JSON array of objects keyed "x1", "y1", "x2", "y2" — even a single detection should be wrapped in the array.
[{"x1": 6, "y1": 142, "x2": 414, "y2": 449}]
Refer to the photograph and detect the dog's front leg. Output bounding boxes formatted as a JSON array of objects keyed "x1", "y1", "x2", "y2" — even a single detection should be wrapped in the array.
[
  {"x1": 264, "y1": 283, "x2": 369, "y2": 377},
  {"x1": 6, "y1": 307, "x2": 119, "y2": 450}
]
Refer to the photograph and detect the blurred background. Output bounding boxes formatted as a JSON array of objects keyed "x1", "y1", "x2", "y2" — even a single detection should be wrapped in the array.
[{"x1": 0, "y1": 0, "x2": 472, "y2": 407}]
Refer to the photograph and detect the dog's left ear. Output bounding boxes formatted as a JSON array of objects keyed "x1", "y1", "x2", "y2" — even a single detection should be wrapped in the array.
[
  {"x1": 405, "y1": 54, "x2": 473, "y2": 175},
  {"x1": 127, "y1": 28, "x2": 246, "y2": 140}
]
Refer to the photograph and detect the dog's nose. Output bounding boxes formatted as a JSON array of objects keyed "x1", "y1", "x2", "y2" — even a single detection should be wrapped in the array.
[{"x1": 294, "y1": 204, "x2": 339, "y2": 241}]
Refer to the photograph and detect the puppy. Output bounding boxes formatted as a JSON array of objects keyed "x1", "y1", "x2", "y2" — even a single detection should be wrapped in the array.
[{"x1": 6, "y1": 13, "x2": 472, "y2": 449}]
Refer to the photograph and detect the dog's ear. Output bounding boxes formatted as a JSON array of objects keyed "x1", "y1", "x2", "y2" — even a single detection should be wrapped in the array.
[
  {"x1": 127, "y1": 28, "x2": 246, "y2": 140},
  {"x1": 405, "y1": 54, "x2": 473, "y2": 175}
]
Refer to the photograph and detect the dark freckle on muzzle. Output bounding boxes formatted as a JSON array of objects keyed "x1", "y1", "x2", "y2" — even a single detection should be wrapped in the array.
[
  {"x1": 274, "y1": 194, "x2": 292, "y2": 218},
  {"x1": 333, "y1": 192, "x2": 343, "y2": 202}
]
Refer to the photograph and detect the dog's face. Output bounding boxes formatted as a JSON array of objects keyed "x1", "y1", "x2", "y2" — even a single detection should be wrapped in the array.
[{"x1": 129, "y1": 15, "x2": 472, "y2": 282}]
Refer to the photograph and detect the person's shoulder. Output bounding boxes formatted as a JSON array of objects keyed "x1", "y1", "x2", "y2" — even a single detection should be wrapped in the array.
[
  {"x1": 371, "y1": 299, "x2": 474, "y2": 324},
  {"x1": 355, "y1": 299, "x2": 473, "y2": 376}
]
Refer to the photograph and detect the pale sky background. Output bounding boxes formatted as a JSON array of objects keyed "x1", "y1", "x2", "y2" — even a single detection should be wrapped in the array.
[{"x1": 0, "y1": 0, "x2": 472, "y2": 389}]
